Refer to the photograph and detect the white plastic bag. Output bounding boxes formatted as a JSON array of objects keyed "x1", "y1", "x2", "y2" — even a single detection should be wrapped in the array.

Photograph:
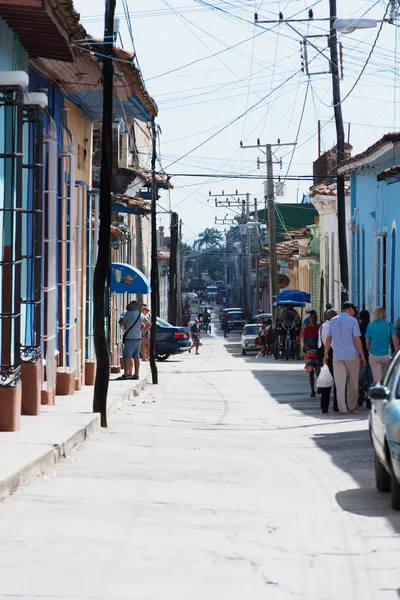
[{"x1": 317, "y1": 364, "x2": 334, "y2": 388}]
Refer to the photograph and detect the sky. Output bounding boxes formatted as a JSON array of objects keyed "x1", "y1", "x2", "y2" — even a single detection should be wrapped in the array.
[{"x1": 74, "y1": 0, "x2": 400, "y2": 243}]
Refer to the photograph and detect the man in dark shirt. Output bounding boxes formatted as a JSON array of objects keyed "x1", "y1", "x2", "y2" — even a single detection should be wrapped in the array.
[{"x1": 189, "y1": 319, "x2": 201, "y2": 355}]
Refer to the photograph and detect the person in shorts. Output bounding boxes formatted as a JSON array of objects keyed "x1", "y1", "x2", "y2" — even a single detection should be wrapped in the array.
[
  {"x1": 189, "y1": 319, "x2": 201, "y2": 355},
  {"x1": 118, "y1": 300, "x2": 150, "y2": 380}
]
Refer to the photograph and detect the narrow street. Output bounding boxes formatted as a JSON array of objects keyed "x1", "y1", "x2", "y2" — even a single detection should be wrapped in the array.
[{"x1": 0, "y1": 325, "x2": 399, "y2": 600}]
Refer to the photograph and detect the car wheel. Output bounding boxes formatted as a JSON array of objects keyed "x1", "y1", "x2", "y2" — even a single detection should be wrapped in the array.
[
  {"x1": 156, "y1": 353, "x2": 171, "y2": 361},
  {"x1": 391, "y1": 461, "x2": 400, "y2": 510},
  {"x1": 241, "y1": 348, "x2": 246, "y2": 355},
  {"x1": 374, "y1": 452, "x2": 391, "y2": 492}
]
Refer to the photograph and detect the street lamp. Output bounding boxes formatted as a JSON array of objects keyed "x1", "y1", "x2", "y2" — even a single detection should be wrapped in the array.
[{"x1": 334, "y1": 18, "x2": 378, "y2": 34}]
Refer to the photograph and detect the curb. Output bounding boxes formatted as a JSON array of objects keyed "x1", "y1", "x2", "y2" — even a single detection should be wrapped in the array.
[{"x1": 0, "y1": 372, "x2": 150, "y2": 503}]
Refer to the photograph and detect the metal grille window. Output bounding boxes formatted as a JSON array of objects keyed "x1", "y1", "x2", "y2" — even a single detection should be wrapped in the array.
[
  {"x1": 85, "y1": 190, "x2": 99, "y2": 362},
  {"x1": 361, "y1": 227, "x2": 366, "y2": 307},
  {"x1": 75, "y1": 183, "x2": 85, "y2": 383},
  {"x1": 42, "y1": 117, "x2": 57, "y2": 394},
  {"x1": 391, "y1": 229, "x2": 396, "y2": 323},
  {"x1": 325, "y1": 234, "x2": 329, "y2": 304},
  {"x1": 0, "y1": 87, "x2": 23, "y2": 386},
  {"x1": 20, "y1": 104, "x2": 43, "y2": 364},
  {"x1": 57, "y1": 108, "x2": 76, "y2": 376}
]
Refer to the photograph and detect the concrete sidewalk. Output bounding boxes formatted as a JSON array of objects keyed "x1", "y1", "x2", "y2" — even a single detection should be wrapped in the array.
[{"x1": 0, "y1": 369, "x2": 150, "y2": 502}]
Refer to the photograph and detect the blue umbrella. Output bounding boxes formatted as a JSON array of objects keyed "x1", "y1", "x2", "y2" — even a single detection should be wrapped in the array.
[{"x1": 273, "y1": 289, "x2": 311, "y2": 303}]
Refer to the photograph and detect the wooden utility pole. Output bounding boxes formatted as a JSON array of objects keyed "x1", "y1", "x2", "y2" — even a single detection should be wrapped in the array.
[
  {"x1": 93, "y1": 0, "x2": 116, "y2": 427},
  {"x1": 254, "y1": 198, "x2": 259, "y2": 313},
  {"x1": 329, "y1": 0, "x2": 349, "y2": 302},
  {"x1": 168, "y1": 211, "x2": 179, "y2": 325},
  {"x1": 149, "y1": 116, "x2": 159, "y2": 384},
  {"x1": 265, "y1": 146, "x2": 279, "y2": 321},
  {"x1": 241, "y1": 140, "x2": 295, "y2": 319}
]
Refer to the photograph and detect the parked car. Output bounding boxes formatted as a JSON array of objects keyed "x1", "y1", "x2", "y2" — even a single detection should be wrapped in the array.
[
  {"x1": 369, "y1": 349, "x2": 400, "y2": 509},
  {"x1": 241, "y1": 324, "x2": 261, "y2": 355},
  {"x1": 156, "y1": 317, "x2": 190, "y2": 361},
  {"x1": 186, "y1": 292, "x2": 198, "y2": 304}
]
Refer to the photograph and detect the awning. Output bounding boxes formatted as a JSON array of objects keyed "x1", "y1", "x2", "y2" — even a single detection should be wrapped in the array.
[{"x1": 110, "y1": 263, "x2": 151, "y2": 294}]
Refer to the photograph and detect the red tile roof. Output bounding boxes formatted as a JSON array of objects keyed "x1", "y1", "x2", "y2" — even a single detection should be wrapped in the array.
[{"x1": 309, "y1": 182, "x2": 350, "y2": 197}]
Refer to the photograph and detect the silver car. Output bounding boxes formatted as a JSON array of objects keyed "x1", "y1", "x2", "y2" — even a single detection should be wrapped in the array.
[{"x1": 240, "y1": 324, "x2": 260, "y2": 355}]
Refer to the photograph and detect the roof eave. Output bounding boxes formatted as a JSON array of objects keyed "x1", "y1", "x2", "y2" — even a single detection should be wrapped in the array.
[{"x1": 338, "y1": 142, "x2": 395, "y2": 175}]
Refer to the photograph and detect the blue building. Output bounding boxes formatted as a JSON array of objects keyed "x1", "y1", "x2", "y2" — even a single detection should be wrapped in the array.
[
  {"x1": 338, "y1": 133, "x2": 400, "y2": 322},
  {"x1": 0, "y1": 2, "x2": 158, "y2": 432}
]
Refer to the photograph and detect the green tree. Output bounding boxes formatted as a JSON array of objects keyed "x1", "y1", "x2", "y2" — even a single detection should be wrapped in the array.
[{"x1": 197, "y1": 228, "x2": 223, "y2": 250}]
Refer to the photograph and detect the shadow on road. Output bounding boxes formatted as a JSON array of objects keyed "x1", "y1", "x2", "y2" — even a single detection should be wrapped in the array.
[{"x1": 313, "y1": 428, "x2": 400, "y2": 531}]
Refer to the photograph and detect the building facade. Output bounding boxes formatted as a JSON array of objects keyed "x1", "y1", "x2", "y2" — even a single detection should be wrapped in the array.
[
  {"x1": 338, "y1": 133, "x2": 400, "y2": 322},
  {"x1": 0, "y1": 1, "x2": 159, "y2": 431}
]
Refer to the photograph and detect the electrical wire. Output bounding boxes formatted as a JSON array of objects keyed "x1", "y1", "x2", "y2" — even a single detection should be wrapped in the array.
[{"x1": 164, "y1": 66, "x2": 303, "y2": 170}]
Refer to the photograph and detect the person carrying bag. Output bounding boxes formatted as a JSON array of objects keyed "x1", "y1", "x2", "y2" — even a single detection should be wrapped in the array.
[{"x1": 317, "y1": 309, "x2": 338, "y2": 413}]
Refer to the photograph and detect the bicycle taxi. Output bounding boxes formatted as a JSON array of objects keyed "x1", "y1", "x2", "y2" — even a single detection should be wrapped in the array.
[{"x1": 273, "y1": 290, "x2": 311, "y2": 361}]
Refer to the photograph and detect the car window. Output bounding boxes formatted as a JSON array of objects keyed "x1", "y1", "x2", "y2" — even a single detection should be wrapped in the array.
[
  {"x1": 228, "y1": 312, "x2": 244, "y2": 320},
  {"x1": 244, "y1": 325, "x2": 258, "y2": 335},
  {"x1": 157, "y1": 318, "x2": 172, "y2": 328},
  {"x1": 382, "y1": 352, "x2": 400, "y2": 389}
]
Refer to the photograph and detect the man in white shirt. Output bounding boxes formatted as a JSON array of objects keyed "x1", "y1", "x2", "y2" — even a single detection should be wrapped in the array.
[{"x1": 323, "y1": 302, "x2": 366, "y2": 413}]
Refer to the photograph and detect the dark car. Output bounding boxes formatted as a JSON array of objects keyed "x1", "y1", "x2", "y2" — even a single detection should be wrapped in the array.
[
  {"x1": 219, "y1": 307, "x2": 242, "y2": 327},
  {"x1": 369, "y1": 349, "x2": 400, "y2": 509},
  {"x1": 225, "y1": 309, "x2": 246, "y2": 331},
  {"x1": 156, "y1": 317, "x2": 190, "y2": 361}
]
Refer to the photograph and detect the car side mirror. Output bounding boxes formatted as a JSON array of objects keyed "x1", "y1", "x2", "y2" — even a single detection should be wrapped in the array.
[{"x1": 368, "y1": 385, "x2": 390, "y2": 401}]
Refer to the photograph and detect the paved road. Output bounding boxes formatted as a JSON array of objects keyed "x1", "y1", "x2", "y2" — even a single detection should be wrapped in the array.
[{"x1": 0, "y1": 325, "x2": 399, "y2": 599}]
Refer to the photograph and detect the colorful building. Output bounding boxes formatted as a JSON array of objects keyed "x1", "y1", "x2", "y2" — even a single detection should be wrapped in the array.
[
  {"x1": 338, "y1": 133, "x2": 400, "y2": 321},
  {"x1": 0, "y1": 1, "x2": 159, "y2": 431}
]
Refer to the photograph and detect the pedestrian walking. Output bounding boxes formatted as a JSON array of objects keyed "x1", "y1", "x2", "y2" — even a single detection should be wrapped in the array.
[
  {"x1": 366, "y1": 307, "x2": 399, "y2": 383},
  {"x1": 189, "y1": 318, "x2": 201, "y2": 355},
  {"x1": 222, "y1": 311, "x2": 230, "y2": 338},
  {"x1": 317, "y1": 308, "x2": 338, "y2": 413},
  {"x1": 358, "y1": 309, "x2": 372, "y2": 393},
  {"x1": 256, "y1": 321, "x2": 268, "y2": 358},
  {"x1": 303, "y1": 311, "x2": 321, "y2": 397},
  {"x1": 118, "y1": 300, "x2": 150, "y2": 380},
  {"x1": 323, "y1": 302, "x2": 333, "y2": 321},
  {"x1": 140, "y1": 304, "x2": 151, "y2": 362},
  {"x1": 323, "y1": 301, "x2": 366, "y2": 414}
]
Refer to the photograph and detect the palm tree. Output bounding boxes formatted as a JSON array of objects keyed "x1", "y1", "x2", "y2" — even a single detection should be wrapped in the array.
[{"x1": 197, "y1": 228, "x2": 223, "y2": 250}]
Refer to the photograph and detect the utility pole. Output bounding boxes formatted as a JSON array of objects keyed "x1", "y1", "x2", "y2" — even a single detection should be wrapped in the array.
[
  {"x1": 329, "y1": 0, "x2": 349, "y2": 302},
  {"x1": 168, "y1": 211, "x2": 179, "y2": 325},
  {"x1": 254, "y1": 198, "x2": 259, "y2": 313},
  {"x1": 246, "y1": 193, "x2": 252, "y2": 316},
  {"x1": 255, "y1": 10, "x2": 349, "y2": 301},
  {"x1": 266, "y1": 149, "x2": 279, "y2": 320},
  {"x1": 177, "y1": 219, "x2": 182, "y2": 320},
  {"x1": 241, "y1": 199, "x2": 247, "y2": 310},
  {"x1": 93, "y1": 0, "x2": 116, "y2": 427},
  {"x1": 209, "y1": 189, "x2": 250, "y2": 310},
  {"x1": 149, "y1": 116, "x2": 159, "y2": 384},
  {"x1": 241, "y1": 140, "x2": 295, "y2": 320}
]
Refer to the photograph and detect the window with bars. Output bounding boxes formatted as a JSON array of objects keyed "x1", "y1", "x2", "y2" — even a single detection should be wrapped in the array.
[{"x1": 0, "y1": 86, "x2": 23, "y2": 386}]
